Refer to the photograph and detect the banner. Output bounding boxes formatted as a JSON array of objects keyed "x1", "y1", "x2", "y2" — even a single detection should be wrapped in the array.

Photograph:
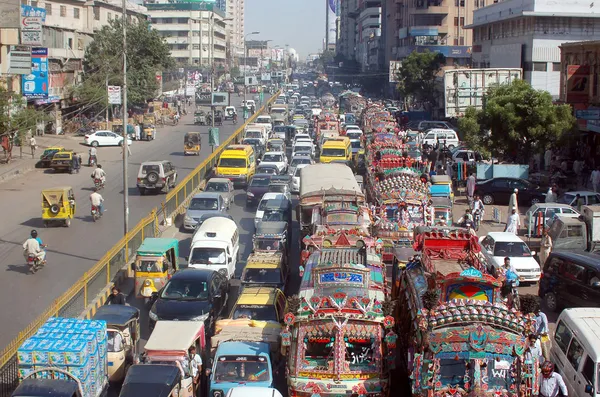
[
  {"x1": 22, "y1": 47, "x2": 48, "y2": 99},
  {"x1": 20, "y1": 5, "x2": 46, "y2": 46},
  {"x1": 107, "y1": 86, "x2": 122, "y2": 105},
  {"x1": 566, "y1": 65, "x2": 590, "y2": 104},
  {"x1": 328, "y1": 0, "x2": 337, "y2": 45},
  {"x1": 389, "y1": 61, "x2": 401, "y2": 83},
  {"x1": 211, "y1": 92, "x2": 229, "y2": 106}
]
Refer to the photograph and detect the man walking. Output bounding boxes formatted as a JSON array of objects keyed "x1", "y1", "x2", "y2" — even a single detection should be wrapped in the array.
[{"x1": 29, "y1": 135, "x2": 37, "y2": 159}]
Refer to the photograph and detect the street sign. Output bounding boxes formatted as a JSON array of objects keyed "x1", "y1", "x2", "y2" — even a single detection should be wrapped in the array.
[
  {"x1": 20, "y1": 5, "x2": 46, "y2": 46},
  {"x1": 211, "y1": 92, "x2": 229, "y2": 106},
  {"x1": 107, "y1": 86, "x2": 122, "y2": 105},
  {"x1": 261, "y1": 73, "x2": 271, "y2": 81},
  {"x1": 8, "y1": 45, "x2": 32, "y2": 75},
  {"x1": 208, "y1": 127, "x2": 220, "y2": 147},
  {"x1": 245, "y1": 76, "x2": 257, "y2": 86},
  {"x1": 389, "y1": 61, "x2": 402, "y2": 83},
  {"x1": 575, "y1": 109, "x2": 600, "y2": 120}
]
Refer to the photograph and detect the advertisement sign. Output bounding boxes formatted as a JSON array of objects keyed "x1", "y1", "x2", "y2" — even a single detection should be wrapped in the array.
[
  {"x1": 208, "y1": 127, "x2": 220, "y2": 147},
  {"x1": 107, "y1": 86, "x2": 122, "y2": 105},
  {"x1": 185, "y1": 83, "x2": 195, "y2": 97},
  {"x1": 211, "y1": 92, "x2": 229, "y2": 106},
  {"x1": 389, "y1": 61, "x2": 402, "y2": 83},
  {"x1": 415, "y1": 45, "x2": 472, "y2": 58},
  {"x1": 195, "y1": 92, "x2": 211, "y2": 105},
  {"x1": 261, "y1": 73, "x2": 271, "y2": 81},
  {"x1": 20, "y1": 5, "x2": 46, "y2": 46},
  {"x1": 576, "y1": 109, "x2": 600, "y2": 120},
  {"x1": 328, "y1": 0, "x2": 336, "y2": 45},
  {"x1": 9, "y1": 45, "x2": 32, "y2": 75},
  {"x1": 245, "y1": 76, "x2": 257, "y2": 86},
  {"x1": 22, "y1": 47, "x2": 48, "y2": 99},
  {"x1": 567, "y1": 65, "x2": 590, "y2": 104}
]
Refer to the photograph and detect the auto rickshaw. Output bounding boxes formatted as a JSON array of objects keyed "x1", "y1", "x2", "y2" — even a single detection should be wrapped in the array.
[
  {"x1": 183, "y1": 132, "x2": 201, "y2": 156},
  {"x1": 431, "y1": 196, "x2": 453, "y2": 226},
  {"x1": 120, "y1": 364, "x2": 187, "y2": 397},
  {"x1": 133, "y1": 238, "x2": 179, "y2": 302},
  {"x1": 41, "y1": 186, "x2": 76, "y2": 227},
  {"x1": 209, "y1": 110, "x2": 223, "y2": 126},
  {"x1": 430, "y1": 174, "x2": 454, "y2": 202},
  {"x1": 194, "y1": 110, "x2": 207, "y2": 125},
  {"x1": 38, "y1": 146, "x2": 64, "y2": 168},
  {"x1": 50, "y1": 150, "x2": 74, "y2": 173},
  {"x1": 92, "y1": 305, "x2": 140, "y2": 383},
  {"x1": 224, "y1": 106, "x2": 236, "y2": 120}
]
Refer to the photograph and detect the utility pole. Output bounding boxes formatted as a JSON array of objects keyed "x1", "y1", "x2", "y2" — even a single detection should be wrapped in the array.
[
  {"x1": 210, "y1": 14, "x2": 214, "y2": 151},
  {"x1": 325, "y1": 0, "x2": 329, "y2": 51},
  {"x1": 121, "y1": 0, "x2": 129, "y2": 235}
]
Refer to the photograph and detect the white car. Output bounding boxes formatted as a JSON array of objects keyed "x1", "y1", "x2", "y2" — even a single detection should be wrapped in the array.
[
  {"x1": 344, "y1": 124, "x2": 361, "y2": 133},
  {"x1": 291, "y1": 164, "x2": 309, "y2": 193},
  {"x1": 84, "y1": 130, "x2": 133, "y2": 147},
  {"x1": 259, "y1": 151, "x2": 287, "y2": 173},
  {"x1": 479, "y1": 232, "x2": 541, "y2": 283},
  {"x1": 292, "y1": 141, "x2": 314, "y2": 158},
  {"x1": 289, "y1": 154, "x2": 314, "y2": 171},
  {"x1": 293, "y1": 133, "x2": 312, "y2": 143},
  {"x1": 226, "y1": 388, "x2": 283, "y2": 397},
  {"x1": 255, "y1": 192, "x2": 286, "y2": 227}
]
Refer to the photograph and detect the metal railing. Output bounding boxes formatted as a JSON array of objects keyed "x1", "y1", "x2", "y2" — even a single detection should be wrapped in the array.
[{"x1": 0, "y1": 91, "x2": 279, "y2": 396}]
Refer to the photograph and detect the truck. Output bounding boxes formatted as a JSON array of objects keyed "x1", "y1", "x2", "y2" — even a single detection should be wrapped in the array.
[
  {"x1": 14, "y1": 317, "x2": 109, "y2": 397},
  {"x1": 549, "y1": 205, "x2": 600, "y2": 252}
]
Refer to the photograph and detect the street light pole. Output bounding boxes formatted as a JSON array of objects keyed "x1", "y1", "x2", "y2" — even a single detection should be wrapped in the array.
[
  {"x1": 243, "y1": 31, "x2": 260, "y2": 119},
  {"x1": 121, "y1": 0, "x2": 129, "y2": 235},
  {"x1": 210, "y1": 14, "x2": 215, "y2": 153}
]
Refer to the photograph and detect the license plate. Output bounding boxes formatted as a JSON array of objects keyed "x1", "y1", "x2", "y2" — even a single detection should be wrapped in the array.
[{"x1": 142, "y1": 287, "x2": 153, "y2": 297}]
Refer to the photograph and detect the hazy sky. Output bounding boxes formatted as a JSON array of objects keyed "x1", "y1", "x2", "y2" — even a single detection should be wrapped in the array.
[{"x1": 245, "y1": 0, "x2": 326, "y2": 59}]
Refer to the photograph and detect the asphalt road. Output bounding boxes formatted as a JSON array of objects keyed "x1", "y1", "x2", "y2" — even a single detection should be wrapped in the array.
[{"x1": 0, "y1": 95, "x2": 266, "y2": 348}]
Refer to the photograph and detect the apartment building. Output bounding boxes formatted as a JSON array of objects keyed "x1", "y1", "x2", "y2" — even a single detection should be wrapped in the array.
[
  {"x1": 341, "y1": 0, "x2": 383, "y2": 72},
  {"x1": 225, "y1": 0, "x2": 244, "y2": 59},
  {"x1": 467, "y1": 0, "x2": 600, "y2": 99},
  {"x1": 146, "y1": 1, "x2": 226, "y2": 68},
  {"x1": 338, "y1": 0, "x2": 357, "y2": 61}
]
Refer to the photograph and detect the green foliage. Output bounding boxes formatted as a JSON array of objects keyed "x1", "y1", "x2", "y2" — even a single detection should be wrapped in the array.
[
  {"x1": 230, "y1": 66, "x2": 241, "y2": 78},
  {"x1": 396, "y1": 50, "x2": 446, "y2": 103},
  {"x1": 76, "y1": 18, "x2": 174, "y2": 107},
  {"x1": 459, "y1": 80, "x2": 576, "y2": 161},
  {"x1": 318, "y1": 50, "x2": 335, "y2": 67}
]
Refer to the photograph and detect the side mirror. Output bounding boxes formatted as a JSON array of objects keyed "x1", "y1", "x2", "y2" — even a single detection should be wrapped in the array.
[
  {"x1": 592, "y1": 281, "x2": 600, "y2": 289},
  {"x1": 585, "y1": 384, "x2": 594, "y2": 395},
  {"x1": 531, "y1": 251, "x2": 537, "y2": 256},
  {"x1": 151, "y1": 291, "x2": 159, "y2": 300}
]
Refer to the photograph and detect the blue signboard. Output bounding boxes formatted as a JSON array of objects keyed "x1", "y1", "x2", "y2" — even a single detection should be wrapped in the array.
[
  {"x1": 21, "y1": 5, "x2": 47, "y2": 20},
  {"x1": 410, "y1": 27, "x2": 439, "y2": 36},
  {"x1": 576, "y1": 109, "x2": 600, "y2": 120},
  {"x1": 22, "y1": 47, "x2": 48, "y2": 99},
  {"x1": 415, "y1": 45, "x2": 472, "y2": 58},
  {"x1": 319, "y1": 272, "x2": 364, "y2": 284}
]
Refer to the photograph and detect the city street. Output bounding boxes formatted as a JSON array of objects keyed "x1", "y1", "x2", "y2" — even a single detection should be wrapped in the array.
[{"x1": 0, "y1": 95, "x2": 262, "y2": 348}]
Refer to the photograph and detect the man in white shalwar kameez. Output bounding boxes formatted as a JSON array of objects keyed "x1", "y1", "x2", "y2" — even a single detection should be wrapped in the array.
[
  {"x1": 507, "y1": 189, "x2": 519, "y2": 221},
  {"x1": 505, "y1": 208, "x2": 521, "y2": 235}
]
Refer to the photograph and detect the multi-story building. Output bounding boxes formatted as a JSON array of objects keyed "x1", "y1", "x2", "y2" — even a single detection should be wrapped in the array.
[
  {"x1": 468, "y1": 0, "x2": 600, "y2": 99},
  {"x1": 225, "y1": 0, "x2": 244, "y2": 60},
  {"x1": 338, "y1": 0, "x2": 357, "y2": 61},
  {"x1": 383, "y1": 0, "x2": 474, "y2": 69},
  {"x1": 345, "y1": 0, "x2": 383, "y2": 72}
]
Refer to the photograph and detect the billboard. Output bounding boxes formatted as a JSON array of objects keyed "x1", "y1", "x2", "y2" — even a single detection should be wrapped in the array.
[
  {"x1": 444, "y1": 68, "x2": 522, "y2": 118},
  {"x1": 566, "y1": 65, "x2": 590, "y2": 104},
  {"x1": 389, "y1": 61, "x2": 401, "y2": 83},
  {"x1": 328, "y1": 0, "x2": 336, "y2": 45},
  {"x1": 22, "y1": 47, "x2": 48, "y2": 99}
]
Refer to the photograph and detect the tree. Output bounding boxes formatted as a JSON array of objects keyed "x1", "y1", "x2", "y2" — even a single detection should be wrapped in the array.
[
  {"x1": 459, "y1": 79, "x2": 576, "y2": 161},
  {"x1": 396, "y1": 50, "x2": 446, "y2": 104},
  {"x1": 318, "y1": 50, "x2": 335, "y2": 69},
  {"x1": 76, "y1": 18, "x2": 174, "y2": 108}
]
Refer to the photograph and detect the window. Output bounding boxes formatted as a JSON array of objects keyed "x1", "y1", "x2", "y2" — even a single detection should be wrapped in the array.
[
  {"x1": 566, "y1": 338, "x2": 585, "y2": 370},
  {"x1": 93, "y1": 6, "x2": 99, "y2": 20},
  {"x1": 523, "y1": 62, "x2": 533, "y2": 71},
  {"x1": 73, "y1": 7, "x2": 79, "y2": 18},
  {"x1": 60, "y1": 5, "x2": 66, "y2": 17},
  {"x1": 554, "y1": 321, "x2": 573, "y2": 353},
  {"x1": 454, "y1": 38, "x2": 459, "y2": 46},
  {"x1": 560, "y1": 261, "x2": 586, "y2": 282},
  {"x1": 67, "y1": 38, "x2": 73, "y2": 49},
  {"x1": 533, "y1": 62, "x2": 547, "y2": 72},
  {"x1": 45, "y1": 3, "x2": 51, "y2": 15},
  {"x1": 553, "y1": 62, "x2": 561, "y2": 72},
  {"x1": 460, "y1": 17, "x2": 465, "y2": 26},
  {"x1": 30, "y1": 0, "x2": 37, "y2": 6},
  {"x1": 303, "y1": 334, "x2": 334, "y2": 368},
  {"x1": 460, "y1": 36, "x2": 465, "y2": 45},
  {"x1": 454, "y1": 17, "x2": 459, "y2": 26},
  {"x1": 163, "y1": 18, "x2": 173, "y2": 24},
  {"x1": 178, "y1": 18, "x2": 187, "y2": 23},
  {"x1": 108, "y1": 12, "x2": 112, "y2": 20}
]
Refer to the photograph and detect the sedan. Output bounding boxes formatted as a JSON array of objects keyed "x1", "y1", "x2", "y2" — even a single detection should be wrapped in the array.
[
  {"x1": 259, "y1": 152, "x2": 287, "y2": 174},
  {"x1": 256, "y1": 164, "x2": 280, "y2": 176},
  {"x1": 84, "y1": 130, "x2": 132, "y2": 147},
  {"x1": 474, "y1": 177, "x2": 546, "y2": 206},
  {"x1": 246, "y1": 174, "x2": 273, "y2": 206},
  {"x1": 183, "y1": 192, "x2": 227, "y2": 231},
  {"x1": 288, "y1": 155, "x2": 313, "y2": 172},
  {"x1": 204, "y1": 178, "x2": 234, "y2": 209},
  {"x1": 148, "y1": 268, "x2": 228, "y2": 332},
  {"x1": 479, "y1": 232, "x2": 541, "y2": 283}
]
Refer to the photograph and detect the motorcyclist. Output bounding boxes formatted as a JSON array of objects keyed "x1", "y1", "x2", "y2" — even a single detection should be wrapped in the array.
[
  {"x1": 23, "y1": 230, "x2": 46, "y2": 264},
  {"x1": 88, "y1": 146, "x2": 98, "y2": 166},
  {"x1": 91, "y1": 164, "x2": 106, "y2": 186},
  {"x1": 457, "y1": 208, "x2": 474, "y2": 227},
  {"x1": 90, "y1": 187, "x2": 105, "y2": 215},
  {"x1": 472, "y1": 194, "x2": 485, "y2": 216}
]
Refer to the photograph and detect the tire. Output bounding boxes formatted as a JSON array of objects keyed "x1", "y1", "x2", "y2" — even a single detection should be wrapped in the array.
[
  {"x1": 64, "y1": 218, "x2": 71, "y2": 227},
  {"x1": 544, "y1": 292, "x2": 559, "y2": 312},
  {"x1": 482, "y1": 194, "x2": 494, "y2": 205},
  {"x1": 91, "y1": 141, "x2": 99, "y2": 147},
  {"x1": 138, "y1": 188, "x2": 146, "y2": 196},
  {"x1": 50, "y1": 204, "x2": 60, "y2": 214},
  {"x1": 146, "y1": 172, "x2": 159, "y2": 184},
  {"x1": 531, "y1": 197, "x2": 541, "y2": 205}
]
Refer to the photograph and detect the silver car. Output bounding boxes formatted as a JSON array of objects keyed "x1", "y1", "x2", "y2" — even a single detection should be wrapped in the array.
[
  {"x1": 183, "y1": 192, "x2": 227, "y2": 231},
  {"x1": 204, "y1": 178, "x2": 234, "y2": 209}
]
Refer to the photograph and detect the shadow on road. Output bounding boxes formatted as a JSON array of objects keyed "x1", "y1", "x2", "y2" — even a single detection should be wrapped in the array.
[
  {"x1": 0, "y1": 238, "x2": 101, "y2": 263},
  {"x1": 6, "y1": 263, "x2": 31, "y2": 274},
  {"x1": 20, "y1": 218, "x2": 42, "y2": 228}
]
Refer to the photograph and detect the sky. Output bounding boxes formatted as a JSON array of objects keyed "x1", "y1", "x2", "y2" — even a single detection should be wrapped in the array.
[{"x1": 245, "y1": 0, "x2": 326, "y2": 60}]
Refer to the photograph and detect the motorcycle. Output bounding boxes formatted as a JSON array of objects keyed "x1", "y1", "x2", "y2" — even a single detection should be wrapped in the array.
[
  {"x1": 27, "y1": 245, "x2": 47, "y2": 273},
  {"x1": 233, "y1": 114, "x2": 238, "y2": 125},
  {"x1": 91, "y1": 205, "x2": 102, "y2": 222},
  {"x1": 93, "y1": 177, "x2": 104, "y2": 190},
  {"x1": 473, "y1": 209, "x2": 482, "y2": 231},
  {"x1": 88, "y1": 155, "x2": 97, "y2": 167}
]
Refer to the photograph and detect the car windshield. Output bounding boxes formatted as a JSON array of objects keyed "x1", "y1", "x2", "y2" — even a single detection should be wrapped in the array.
[
  {"x1": 291, "y1": 158, "x2": 310, "y2": 167},
  {"x1": 493, "y1": 241, "x2": 532, "y2": 257},
  {"x1": 347, "y1": 132, "x2": 362, "y2": 140},
  {"x1": 219, "y1": 158, "x2": 246, "y2": 168},
  {"x1": 269, "y1": 185, "x2": 286, "y2": 193},
  {"x1": 350, "y1": 141, "x2": 361, "y2": 149},
  {"x1": 263, "y1": 210, "x2": 284, "y2": 222},
  {"x1": 303, "y1": 333, "x2": 334, "y2": 369},
  {"x1": 254, "y1": 238, "x2": 282, "y2": 251},
  {"x1": 53, "y1": 153, "x2": 71, "y2": 159},
  {"x1": 242, "y1": 268, "x2": 282, "y2": 284},
  {"x1": 189, "y1": 247, "x2": 226, "y2": 265},
  {"x1": 189, "y1": 198, "x2": 219, "y2": 210},
  {"x1": 262, "y1": 154, "x2": 282, "y2": 162},
  {"x1": 322, "y1": 148, "x2": 346, "y2": 157},
  {"x1": 345, "y1": 337, "x2": 376, "y2": 371},
  {"x1": 245, "y1": 131, "x2": 262, "y2": 138},
  {"x1": 243, "y1": 139, "x2": 261, "y2": 146},
  {"x1": 273, "y1": 126, "x2": 286, "y2": 132},
  {"x1": 214, "y1": 356, "x2": 271, "y2": 383},
  {"x1": 232, "y1": 304, "x2": 277, "y2": 321},
  {"x1": 160, "y1": 278, "x2": 209, "y2": 300},
  {"x1": 257, "y1": 166, "x2": 277, "y2": 175},
  {"x1": 141, "y1": 165, "x2": 160, "y2": 174},
  {"x1": 250, "y1": 177, "x2": 271, "y2": 187},
  {"x1": 206, "y1": 182, "x2": 228, "y2": 192},
  {"x1": 271, "y1": 108, "x2": 286, "y2": 114}
]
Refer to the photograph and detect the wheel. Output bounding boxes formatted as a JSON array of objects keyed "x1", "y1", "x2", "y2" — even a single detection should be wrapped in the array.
[
  {"x1": 146, "y1": 172, "x2": 159, "y2": 184},
  {"x1": 92, "y1": 214, "x2": 97, "y2": 222},
  {"x1": 448, "y1": 145, "x2": 455, "y2": 150},
  {"x1": 91, "y1": 141, "x2": 99, "y2": 147},
  {"x1": 482, "y1": 194, "x2": 494, "y2": 205},
  {"x1": 531, "y1": 197, "x2": 541, "y2": 205},
  {"x1": 50, "y1": 204, "x2": 60, "y2": 215},
  {"x1": 138, "y1": 188, "x2": 146, "y2": 196},
  {"x1": 544, "y1": 292, "x2": 559, "y2": 312},
  {"x1": 64, "y1": 218, "x2": 71, "y2": 227}
]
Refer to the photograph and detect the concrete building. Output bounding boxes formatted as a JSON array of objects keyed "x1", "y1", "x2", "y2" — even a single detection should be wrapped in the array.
[
  {"x1": 384, "y1": 0, "x2": 474, "y2": 68},
  {"x1": 146, "y1": 0, "x2": 226, "y2": 68},
  {"x1": 225, "y1": 0, "x2": 244, "y2": 60},
  {"x1": 340, "y1": 0, "x2": 382, "y2": 72},
  {"x1": 338, "y1": 0, "x2": 357, "y2": 61},
  {"x1": 467, "y1": 0, "x2": 600, "y2": 99}
]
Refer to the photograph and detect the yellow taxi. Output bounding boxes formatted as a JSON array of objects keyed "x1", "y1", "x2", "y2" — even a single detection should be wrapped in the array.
[
  {"x1": 320, "y1": 136, "x2": 352, "y2": 164},
  {"x1": 229, "y1": 287, "x2": 286, "y2": 323},
  {"x1": 215, "y1": 144, "x2": 256, "y2": 187},
  {"x1": 240, "y1": 251, "x2": 288, "y2": 291}
]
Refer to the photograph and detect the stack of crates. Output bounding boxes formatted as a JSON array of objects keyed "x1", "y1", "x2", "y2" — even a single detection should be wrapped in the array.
[{"x1": 17, "y1": 317, "x2": 107, "y2": 397}]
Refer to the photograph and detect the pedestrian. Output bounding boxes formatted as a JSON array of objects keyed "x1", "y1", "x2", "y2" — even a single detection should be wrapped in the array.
[
  {"x1": 538, "y1": 361, "x2": 568, "y2": 397},
  {"x1": 591, "y1": 168, "x2": 600, "y2": 192},
  {"x1": 71, "y1": 152, "x2": 80, "y2": 174},
  {"x1": 182, "y1": 345, "x2": 203, "y2": 396},
  {"x1": 524, "y1": 334, "x2": 543, "y2": 364},
  {"x1": 573, "y1": 159, "x2": 583, "y2": 188},
  {"x1": 134, "y1": 124, "x2": 141, "y2": 141},
  {"x1": 539, "y1": 228, "x2": 553, "y2": 267},
  {"x1": 106, "y1": 286, "x2": 126, "y2": 305},
  {"x1": 29, "y1": 135, "x2": 37, "y2": 159},
  {"x1": 505, "y1": 208, "x2": 521, "y2": 235},
  {"x1": 120, "y1": 140, "x2": 132, "y2": 156},
  {"x1": 534, "y1": 307, "x2": 551, "y2": 359},
  {"x1": 545, "y1": 186, "x2": 557, "y2": 203},
  {"x1": 466, "y1": 173, "x2": 476, "y2": 203},
  {"x1": 544, "y1": 148, "x2": 552, "y2": 171},
  {"x1": 575, "y1": 193, "x2": 584, "y2": 212},
  {"x1": 508, "y1": 188, "x2": 519, "y2": 214}
]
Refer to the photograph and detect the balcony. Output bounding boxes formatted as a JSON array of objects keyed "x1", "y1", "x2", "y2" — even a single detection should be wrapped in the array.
[
  {"x1": 412, "y1": 1, "x2": 448, "y2": 14},
  {"x1": 164, "y1": 36, "x2": 189, "y2": 44}
]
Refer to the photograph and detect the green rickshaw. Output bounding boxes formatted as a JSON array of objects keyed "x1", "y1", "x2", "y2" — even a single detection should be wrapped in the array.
[{"x1": 132, "y1": 238, "x2": 179, "y2": 303}]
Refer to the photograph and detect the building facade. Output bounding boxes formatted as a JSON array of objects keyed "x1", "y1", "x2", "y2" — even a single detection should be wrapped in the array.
[
  {"x1": 468, "y1": 0, "x2": 600, "y2": 99},
  {"x1": 225, "y1": 0, "x2": 244, "y2": 60},
  {"x1": 338, "y1": 0, "x2": 358, "y2": 61},
  {"x1": 339, "y1": 0, "x2": 383, "y2": 72}
]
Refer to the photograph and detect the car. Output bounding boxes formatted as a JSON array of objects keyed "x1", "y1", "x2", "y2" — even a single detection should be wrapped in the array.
[
  {"x1": 524, "y1": 203, "x2": 580, "y2": 236},
  {"x1": 267, "y1": 179, "x2": 291, "y2": 201},
  {"x1": 183, "y1": 192, "x2": 227, "y2": 231},
  {"x1": 479, "y1": 232, "x2": 541, "y2": 283},
  {"x1": 226, "y1": 387, "x2": 284, "y2": 397},
  {"x1": 254, "y1": 193, "x2": 287, "y2": 228},
  {"x1": 204, "y1": 178, "x2": 234, "y2": 210},
  {"x1": 148, "y1": 268, "x2": 228, "y2": 332},
  {"x1": 560, "y1": 191, "x2": 600, "y2": 207},
  {"x1": 229, "y1": 287, "x2": 287, "y2": 323},
  {"x1": 474, "y1": 177, "x2": 546, "y2": 206},
  {"x1": 293, "y1": 133, "x2": 312, "y2": 143},
  {"x1": 271, "y1": 126, "x2": 286, "y2": 141},
  {"x1": 406, "y1": 120, "x2": 456, "y2": 132},
  {"x1": 538, "y1": 251, "x2": 600, "y2": 312},
  {"x1": 292, "y1": 141, "x2": 314, "y2": 158},
  {"x1": 242, "y1": 138, "x2": 265, "y2": 160},
  {"x1": 291, "y1": 164, "x2": 309, "y2": 193},
  {"x1": 256, "y1": 163, "x2": 280, "y2": 175},
  {"x1": 343, "y1": 124, "x2": 361, "y2": 133},
  {"x1": 452, "y1": 149, "x2": 485, "y2": 163},
  {"x1": 259, "y1": 151, "x2": 287, "y2": 173},
  {"x1": 136, "y1": 161, "x2": 178, "y2": 195},
  {"x1": 288, "y1": 155, "x2": 313, "y2": 171},
  {"x1": 260, "y1": 197, "x2": 292, "y2": 227},
  {"x1": 84, "y1": 130, "x2": 133, "y2": 147},
  {"x1": 421, "y1": 128, "x2": 460, "y2": 149},
  {"x1": 246, "y1": 174, "x2": 273, "y2": 206}
]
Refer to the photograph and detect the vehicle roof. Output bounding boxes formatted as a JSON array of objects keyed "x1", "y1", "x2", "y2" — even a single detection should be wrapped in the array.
[
  {"x1": 300, "y1": 164, "x2": 364, "y2": 198},
  {"x1": 41, "y1": 186, "x2": 73, "y2": 193},
  {"x1": 236, "y1": 287, "x2": 280, "y2": 305},
  {"x1": 120, "y1": 365, "x2": 180, "y2": 396},
  {"x1": 207, "y1": 178, "x2": 231, "y2": 184},
  {"x1": 564, "y1": 191, "x2": 599, "y2": 196},
  {"x1": 550, "y1": 250, "x2": 600, "y2": 266},
  {"x1": 141, "y1": 160, "x2": 169, "y2": 165},
  {"x1": 12, "y1": 379, "x2": 80, "y2": 396},
  {"x1": 255, "y1": 221, "x2": 288, "y2": 236},
  {"x1": 138, "y1": 238, "x2": 179, "y2": 254},
  {"x1": 216, "y1": 341, "x2": 270, "y2": 357},
  {"x1": 246, "y1": 252, "x2": 284, "y2": 268},
  {"x1": 227, "y1": 387, "x2": 283, "y2": 397},
  {"x1": 264, "y1": 198, "x2": 290, "y2": 210},
  {"x1": 194, "y1": 217, "x2": 237, "y2": 237},
  {"x1": 485, "y1": 232, "x2": 527, "y2": 242},
  {"x1": 223, "y1": 144, "x2": 253, "y2": 153},
  {"x1": 92, "y1": 304, "x2": 139, "y2": 326},
  {"x1": 144, "y1": 320, "x2": 205, "y2": 353},
  {"x1": 527, "y1": 203, "x2": 574, "y2": 211},
  {"x1": 251, "y1": 173, "x2": 273, "y2": 181},
  {"x1": 257, "y1": 164, "x2": 278, "y2": 169},
  {"x1": 171, "y1": 267, "x2": 214, "y2": 281},
  {"x1": 192, "y1": 191, "x2": 222, "y2": 199},
  {"x1": 263, "y1": 151, "x2": 285, "y2": 156},
  {"x1": 558, "y1": 308, "x2": 600, "y2": 361}
]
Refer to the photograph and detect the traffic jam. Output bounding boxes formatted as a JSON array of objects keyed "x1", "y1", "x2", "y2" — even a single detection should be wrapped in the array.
[{"x1": 12, "y1": 79, "x2": 600, "y2": 397}]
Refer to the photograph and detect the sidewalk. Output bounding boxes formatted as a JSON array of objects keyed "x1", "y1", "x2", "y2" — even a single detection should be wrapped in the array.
[{"x1": 0, "y1": 134, "x2": 85, "y2": 184}]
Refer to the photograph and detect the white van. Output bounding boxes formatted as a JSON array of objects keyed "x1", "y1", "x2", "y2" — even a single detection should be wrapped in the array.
[
  {"x1": 255, "y1": 115, "x2": 273, "y2": 134},
  {"x1": 551, "y1": 308, "x2": 600, "y2": 397},
  {"x1": 188, "y1": 217, "x2": 239, "y2": 279},
  {"x1": 421, "y1": 128, "x2": 460, "y2": 149},
  {"x1": 227, "y1": 388, "x2": 283, "y2": 397}
]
